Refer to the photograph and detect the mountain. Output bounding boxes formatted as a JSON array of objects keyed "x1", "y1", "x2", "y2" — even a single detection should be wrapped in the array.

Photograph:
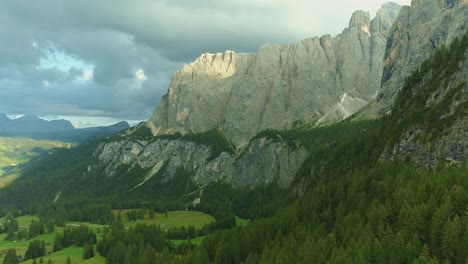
[
  {"x1": 0, "y1": 113, "x2": 9, "y2": 123},
  {"x1": 0, "y1": 115, "x2": 74, "y2": 134},
  {"x1": 148, "y1": 3, "x2": 402, "y2": 145},
  {"x1": 360, "y1": 0, "x2": 467, "y2": 117},
  {"x1": 380, "y1": 31, "x2": 468, "y2": 169},
  {"x1": 0, "y1": 2, "x2": 466, "y2": 263},
  {"x1": 0, "y1": 31, "x2": 465, "y2": 263},
  {"x1": 79, "y1": 121, "x2": 130, "y2": 134},
  {"x1": 194, "y1": 30, "x2": 467, "y2": 264},
  {"x1": 0, "y1": 1, "x2": 464, "y2": 205},
  {"x1": 8, "y1": 0, "x2": 462, "y2": 198},
  {"x1": 0, "y1": 115, "x2": 130, "y2": 142},
  {"x1": 55, "y1": 121, "x2": 131, "y2": 142}
]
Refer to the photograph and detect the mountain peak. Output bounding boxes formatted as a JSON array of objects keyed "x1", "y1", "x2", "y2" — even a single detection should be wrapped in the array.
[
  {"x1": 348, "y1": 10, "x2": 371, "y2": 33},
  {"x1": 19, "y1": 115, "x2": 40, "y2": 120},
  {"x1": 371, "y1": 2, "x2": 402, "y2": 34},
  {"x1": 177, "y1": 50, "x2": 242, "y2": 80}
]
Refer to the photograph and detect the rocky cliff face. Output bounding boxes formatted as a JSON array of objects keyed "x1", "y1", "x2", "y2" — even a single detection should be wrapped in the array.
[
  {"x1": 148, "y1": 3, "x2": 401, "y2": 145},
  {"x1": 363, "y1": 0, "x2": 467, "y2": 117},
  {"x1": 94, "y1": 131, "x2": 307, "y2": 189},
  {"x1": 381, "y1": 32, "x2": 467, "y2": 169}
]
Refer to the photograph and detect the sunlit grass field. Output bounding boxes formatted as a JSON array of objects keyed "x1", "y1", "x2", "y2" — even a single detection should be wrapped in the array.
[
  {"x1": 0, "y1": 137, "x2": 71, "y2": 185},
  {"x1": 0, "y1": 137, "x2": 70, "y2": 166}
]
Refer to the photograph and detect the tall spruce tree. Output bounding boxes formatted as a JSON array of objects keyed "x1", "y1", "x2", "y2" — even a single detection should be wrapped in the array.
[{"x1": 2, "y1": 248, "x2": 19, "y2": 264}]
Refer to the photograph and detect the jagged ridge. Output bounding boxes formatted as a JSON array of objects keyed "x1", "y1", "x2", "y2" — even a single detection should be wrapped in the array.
[{"x1": 148, "y1": 3, "x2": 402, "y2": 145}]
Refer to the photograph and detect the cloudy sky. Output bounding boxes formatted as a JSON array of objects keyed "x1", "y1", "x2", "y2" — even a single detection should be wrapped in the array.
[{"x1": 0, "y1": 0, "x2": 410, "y2": 128}]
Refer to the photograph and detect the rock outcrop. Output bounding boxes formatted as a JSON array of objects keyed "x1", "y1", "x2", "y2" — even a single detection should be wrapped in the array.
[
  {"x1": 94, "y1": 134, "x2": 307, "y2": 189},
  {"x1": 380, "y1": 32, "x2": 468, "y2": 169},
  {"x1": 362, "y1": 0, "x2": 467, "y2": 117},
  {"x1": 148, "y1": 3, "x2": 401, "y2": 145}
]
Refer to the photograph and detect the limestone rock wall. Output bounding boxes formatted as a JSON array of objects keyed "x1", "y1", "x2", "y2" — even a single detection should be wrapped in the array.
[
  {"x1": 148, "y1": 4, "x2": 402, "y2": 145},
  {"x1": 94, "y1": 137, "x2": 308, "y2": 189},
  {"x1": 364, "y1": 0, "x2": 467, "y2": 117}
]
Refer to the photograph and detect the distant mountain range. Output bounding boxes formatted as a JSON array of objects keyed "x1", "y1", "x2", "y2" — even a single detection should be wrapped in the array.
[{"x1": 0, "y1": 114, "x2": 130, "y2": 142}]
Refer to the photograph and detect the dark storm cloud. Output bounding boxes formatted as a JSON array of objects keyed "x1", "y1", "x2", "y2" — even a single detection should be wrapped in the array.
[{"x1": 0, "y1": 0, "x2": 410, "y2": 122}]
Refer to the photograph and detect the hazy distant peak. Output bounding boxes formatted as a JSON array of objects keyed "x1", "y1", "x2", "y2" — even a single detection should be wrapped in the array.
[
  {"x1": 348, "y1": 10, "x2": 371, "y2": 31},
  {"x1": 371, "y1": 2, "x2": 402, "y2": 34},
  {"x1": 381, "y1": 2, "x2": 404, "y2": 9},
  {"x1": 18, "y1": 115, "x2": 40, "y2": 120}
]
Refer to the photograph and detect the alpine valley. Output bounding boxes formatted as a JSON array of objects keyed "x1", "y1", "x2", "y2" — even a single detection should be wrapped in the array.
[{"x1": 0, "y1": 1, "x2": 467, "y2": 264}]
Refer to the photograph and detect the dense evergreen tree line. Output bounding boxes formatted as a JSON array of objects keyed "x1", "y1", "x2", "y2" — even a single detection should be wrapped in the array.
[
  {"x1": 28, "y1": 220, "x2": 46, "y2": 239},
  {"x1": 53, "y1": 225, "x2": 96, "y2": 251},
  {"x1": 24, "y1": 239, "x2": 46, "y2": 261},
  {"x1": 198, "y1": 164, "x2": 468, "y2": 263},
  {"x1": 97, "y1": 220, "x2": 172, "y2": 264},
  {"x1": 198, "y1": 181, "x2": 296, "y2": 220},
  {"x1": 96, "y1": 221, "x2": 214, "y2": 264},
  {"x1": 1, "y1": 215, "x2": 19, "y2": 240}
]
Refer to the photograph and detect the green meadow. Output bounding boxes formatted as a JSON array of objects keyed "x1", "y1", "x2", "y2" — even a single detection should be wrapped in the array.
[
  {"x1": 0, "y1": 210, "x2": 235, "y2": 263},
  {"x1": 0, "y1": 137, "x2": 71, "y2": 184}
]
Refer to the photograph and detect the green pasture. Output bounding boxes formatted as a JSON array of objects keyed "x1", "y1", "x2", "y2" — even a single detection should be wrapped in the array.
[{"x1": 0, "y1": 210, "x2": 224, "y2": 263}]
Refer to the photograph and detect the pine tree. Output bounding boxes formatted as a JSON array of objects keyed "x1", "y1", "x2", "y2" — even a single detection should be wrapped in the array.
[
  {"x1": 192, "y1": 247, "x2": 209, "y2": 264},
  {"x1": 82, "y1": 244, "x2": 95, "y2": 259},
  {"x1": 441, "y1": 215, "x2": 462, "y2": 263},
  {"x1": 53, "y1": 233, "x2": 63, "y2": 252},
  {"x1": 2, "y1": 248, "x2": 19, "y2": 264}
]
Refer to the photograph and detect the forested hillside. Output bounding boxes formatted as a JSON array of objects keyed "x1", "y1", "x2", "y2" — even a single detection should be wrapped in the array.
[
  {"x1": 182, "y1": 31, "x2": 468, "y2": 264},
  {"x1": 0, "y1": 30, "x2": 466, "y2": 264},
  {"x1": 91, "y1": 31, "x2": 468, "y2": 263}
]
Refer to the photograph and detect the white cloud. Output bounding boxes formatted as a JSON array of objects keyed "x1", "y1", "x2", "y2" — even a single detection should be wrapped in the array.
[
  {"x1": 42, "y1": 80, "x2": 51, "y2": 88},
  {"x1": 82, "y1": 70, "x2": 93, "y2": 81},
  {"x1": 135, "y1": 69, "x2": 147, "y2": 81}
]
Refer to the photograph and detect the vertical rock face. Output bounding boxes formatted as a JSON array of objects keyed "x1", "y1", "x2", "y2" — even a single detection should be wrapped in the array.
[
  {"x1": 363, "y1": 0, "x2": 467, "y2": 117},
  {"x1": 94, "y1": 136, "x2": 308, "y2": 189},
  {"x1": 148, "y1": 3, "x2": 401, "y2": 145},
  {"x1": 382, "y1": 49, "x2": 468, "y2": 169}
]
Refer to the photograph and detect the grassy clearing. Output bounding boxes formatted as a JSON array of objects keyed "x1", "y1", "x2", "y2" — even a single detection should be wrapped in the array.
[
  {"x1": 113, "y1": 210, "x2": 215, "y2": 229},
  {"x1": 171, "y1": 236, "x2": 206, "y2": 246},
  {"x1": 0, "y1": 215, "x2": 104, "y2": 263},
  {"x1": 0, "y1": 228, "x2": 104, "y2": 264},
  {"x1": 0, "y1": 211, "x2": 218, "y2": 263},
  {"x1": 236, "y1": 216, "x2": 250, "y2": 226},
  {"x1": 13, "y1": 215, "x2": 40, "y2": 228},
  {"x1": 19, "y1": 246, "x2": 105, "y2": 264},
  {"x1": 0, "y1": 231, "x2": 57, "y2": 260},
  {"x1": 0, "y1": 171, "x2": 21, "y2": 189}
]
